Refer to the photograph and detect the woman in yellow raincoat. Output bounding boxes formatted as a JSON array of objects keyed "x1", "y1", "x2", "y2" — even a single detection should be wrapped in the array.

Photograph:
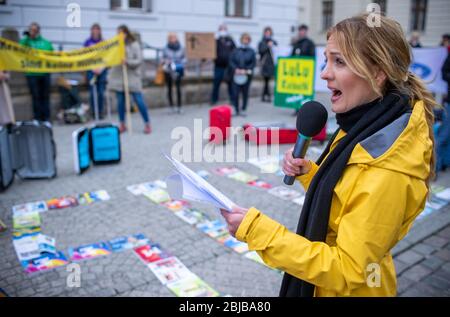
[{"x1": 220, "y1": 14, "x2": 437, "y2": 297}]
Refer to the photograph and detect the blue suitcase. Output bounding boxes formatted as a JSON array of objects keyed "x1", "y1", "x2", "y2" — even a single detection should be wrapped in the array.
[
  {"x1": 89, "y1": 124, "x2": 121, "y2": 165},
  {"x1": 72, "y1": 124, "x2": 120, "y2": 174},
  {"x1": 72, "y1": 127, "x2": 91, "y2": 174}
]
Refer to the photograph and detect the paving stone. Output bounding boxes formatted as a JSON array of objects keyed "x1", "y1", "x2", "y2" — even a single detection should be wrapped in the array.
[
  {"x1": 400, "y1": 282, "x2": 441, "y2": 297},
  {"x1": 434, "y1": 249, "x2": 450, "y2": 261},
  {"x1": 424, "y1": 273, "x2": 450, "y2": 291},
  {"x1": 395, "y1": 250, "x2": 424, "y2": 266},
  {"x1": 397, "y1": 276, "x2": 415, "y2": 294},
  {"x1": 424, "y1": 236, "x2": 449, "y2": 248},
  {"x1": 394, "y1": 259, "x2": 410, "y2": 275},
  {"x1": 437, "y1": 227, "x2": 450, "y2": 239},
  {"x1": 401, "y1": 264, "x2": 433, "y2": 282},
  {"x1": 411, "y1": 243, "x2": 438, "y2": 256},
  {"x1": 421, "y1": 256, "x2": 445, "y2": 271}
]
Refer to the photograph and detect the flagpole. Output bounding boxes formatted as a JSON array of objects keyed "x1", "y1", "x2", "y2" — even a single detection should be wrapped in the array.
[{"x1": 122, "y1": 62, "x2": 132, "y2": 134}]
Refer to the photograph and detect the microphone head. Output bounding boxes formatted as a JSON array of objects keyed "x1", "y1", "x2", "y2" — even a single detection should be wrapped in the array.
[{"x1": 296, "y1": 101, "x2": 328, "y2": 137}]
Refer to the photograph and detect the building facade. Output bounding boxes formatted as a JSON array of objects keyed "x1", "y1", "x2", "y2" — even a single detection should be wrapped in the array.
[
  {"x1": 0, "y1": 0, "x2": 300, "y2": 50},
  {"x1": 298, "y1": 0, "x2": 450, "y2": 46}
]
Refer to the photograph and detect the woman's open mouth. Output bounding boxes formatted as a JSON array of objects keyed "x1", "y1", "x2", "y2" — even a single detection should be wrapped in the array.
[{"x1": 331, "y1": 89, "x2": 342, "y2": 103}]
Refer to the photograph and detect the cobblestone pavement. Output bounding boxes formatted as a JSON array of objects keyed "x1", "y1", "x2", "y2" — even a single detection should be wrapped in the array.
[{"x1": 0, "y1": 97, "x2": 449, "y2": 297}]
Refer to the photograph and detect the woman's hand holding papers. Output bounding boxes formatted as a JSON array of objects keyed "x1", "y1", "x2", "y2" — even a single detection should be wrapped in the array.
[{"x1": 220, "y1": 206, "x2": 248, "y2": 237}]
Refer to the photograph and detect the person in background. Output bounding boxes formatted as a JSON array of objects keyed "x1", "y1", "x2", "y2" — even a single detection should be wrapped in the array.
[
  {"x1": 229, "y1": 33, "x2": 256, "y2": 117},
  {"x1": 291, "y1": 24, "x2": 316, "y2": 115},
  {"x1": 162, "y1": 33, "x2": 186, "y2": 114},
  {"x1": 291, "y1": 24, "x2": 315, "y2": 57},
  {"x1": 409, "y1": 31, "x2": 422, "y2": 48},
  {"x1": 258, "y1": 26, "x2": 277, "y2": 103},
  {"x1": 84, "y1": 23, "x2": 108, "y2": 120},
  {"x1": 435, "y1": 34, "x2": 450, "y2": 172},
  {"x1": 108, "y1": 25, "x2": 151, "y2": 134},
  {"x1": 211, "y1": 24, "x2": 236, "y2": 106},
  {"x1": 441, "y1": 34, "x2": 450, "y2": 106},
  {"x1": 20, "y1": 22, "x2": 53, "y2": 121}
]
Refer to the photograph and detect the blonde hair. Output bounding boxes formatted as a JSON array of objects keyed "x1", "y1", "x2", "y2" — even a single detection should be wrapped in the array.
[
  {"x1": 327, "y1": 13, "x2": 438, "y2": 186},
  {"x1": 240, "y1": 32, "x2": 251, "y2": 43}
]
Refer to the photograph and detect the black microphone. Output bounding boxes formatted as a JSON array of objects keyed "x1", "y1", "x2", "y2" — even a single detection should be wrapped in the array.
[{"x1": 283, "y1": 101, "x2": 328, "y2": 185}]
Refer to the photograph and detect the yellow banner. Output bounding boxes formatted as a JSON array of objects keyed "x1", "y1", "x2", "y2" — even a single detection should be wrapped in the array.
[
  {"x1": 276, "y1": 58, "x2": 315, "y2": 95},
  {"x1": 0, "y1": 34, "x2": 125, "y2": 73}
]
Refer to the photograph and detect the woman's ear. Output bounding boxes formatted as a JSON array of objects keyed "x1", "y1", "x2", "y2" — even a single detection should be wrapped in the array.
[{"x1": 375, "y1": 69, "x2": 387, "y2": 87}]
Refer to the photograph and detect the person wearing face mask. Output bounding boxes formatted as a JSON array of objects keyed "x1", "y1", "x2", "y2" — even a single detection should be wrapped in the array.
[
  {"x1": 258, "y1": 26, "x2": 277, "y2": 103},
  {"x1": 220, "y1": 14, "x2": 437, "y2": 297},
  {"x1": 211, "y1": 24, "x2": 236, "y2": 105},
  {"x1": 20, "y1": 22, "x2": 54, "y2": 121},
  {"x1": 229, "y1": 33, "x2": 256, "y2": 117},
  {"x1": 162, "y1": 33, "x2": 186, "y2": 114}
]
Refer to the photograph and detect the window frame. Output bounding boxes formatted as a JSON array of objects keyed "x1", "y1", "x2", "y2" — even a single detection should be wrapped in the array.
[
  {"x1": 225, "y1": 0, "x2": 252, "y2": 19},
  {"x1": 322, "y1": 0, "x2": 334, "y2": 32},
  {"x1": 410, "y1": 0, "x2": 428, "y2": 32},
  {"x1": 110, "y1": 0, "x2": 152, "y2": 13}
]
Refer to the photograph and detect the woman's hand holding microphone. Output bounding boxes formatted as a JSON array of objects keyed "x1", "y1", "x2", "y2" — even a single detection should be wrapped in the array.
[{"x1": 282, "y1": 146, "x2": 312, "y2": 177}]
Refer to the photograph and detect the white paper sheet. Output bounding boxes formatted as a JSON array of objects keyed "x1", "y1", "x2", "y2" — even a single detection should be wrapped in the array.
[{"x1": 165, "y1": 155, "x2": 235, "y2": 211}]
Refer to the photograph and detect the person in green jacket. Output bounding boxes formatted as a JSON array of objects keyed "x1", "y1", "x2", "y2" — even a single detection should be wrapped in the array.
[{"x1": 20, "y1": 22, "x2": 53, "y2": 121}]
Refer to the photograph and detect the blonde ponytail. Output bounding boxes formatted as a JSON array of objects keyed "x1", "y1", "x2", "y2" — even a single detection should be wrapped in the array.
[{"x1": 404, "y1": 71, "x2": 439, "y2": 186}]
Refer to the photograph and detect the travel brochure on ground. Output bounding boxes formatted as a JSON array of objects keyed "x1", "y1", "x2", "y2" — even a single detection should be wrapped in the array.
[
  {"x1": 68, "y1": 242, "x2": 112, "y2": 261},
  {"x1": 127, "y1": 177, "x2": 262, "y2": 265},
  {"x1": 11, "y1": 190, "x2": 110, "y2": 216},
  {"x1": 8, "y1": 158, "x2": 450, "y2": 296}
]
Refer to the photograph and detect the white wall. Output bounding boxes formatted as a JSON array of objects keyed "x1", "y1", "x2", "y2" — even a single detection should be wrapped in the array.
[{"x1": 0, "y1": 0, "x2": 301, "y2": 50}]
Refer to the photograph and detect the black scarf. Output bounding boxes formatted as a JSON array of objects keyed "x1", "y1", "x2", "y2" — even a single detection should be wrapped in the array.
[
  {"x1": 336, "y1": 97, "x2": 380, "y2": 133},
  {"x1": 279, "y1": 91, "x2": 411, "y2": 297},
  {"x1": 168, "y1": 41, "x2": 181, "y2": 51}
]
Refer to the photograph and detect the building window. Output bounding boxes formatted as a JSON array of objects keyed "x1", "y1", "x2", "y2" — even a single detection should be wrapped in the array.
[
  {"x1": 225, "y1": 0, "x2": 252, "y2": 18},
  {"x1": 373, "y1": 0, "x2": 387, "y2": 15},
  {"x1": 322, "y1": 1, "x2": 333, "y2": 31},
  {"x1": 410, "y1": 0, "x2": 427, "y2": 31},
  {"x1": 110, "y1": 0, "x2": 152, "y2": 12}
]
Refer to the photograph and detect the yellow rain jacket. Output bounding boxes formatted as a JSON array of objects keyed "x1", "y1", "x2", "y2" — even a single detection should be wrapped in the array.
[{"x1": 236, "y1": 100, "x2": 432, "y2": 297}]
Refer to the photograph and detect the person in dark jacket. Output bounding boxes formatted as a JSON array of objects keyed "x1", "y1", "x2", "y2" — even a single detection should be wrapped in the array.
[
  {"x1": 258, "y1": 26, "x2": 277, "y2": 103},
  {"x1": 20, "y1": 22, "x2": 54, "y2": 121},
  {"x1": 84, "y1": 23, "x2": 108, "y2": 119},
  {"x1": 229, "y1": 33, "x2": 256, "y2": 117},
  {"x1": 441, "y1": 34, "x2": 450, "y2": 105},
  {"x1": 291, "y1": 24, "x2": 315, "y2": 57},
  {"x1": 291, "y1": 24, "x2": 316, "y2": 115},
  {"x1": 162, "y1": 33, "x2": 186, "y2": 114},
  {"x1": 211, "y1": 24, "x2": 236, "y2": 105}
]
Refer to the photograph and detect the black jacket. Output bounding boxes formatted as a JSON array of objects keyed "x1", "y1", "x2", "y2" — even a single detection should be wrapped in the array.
[
  {"x1": 215, "y1": 36, "x2": 236, "y2": 68},
  {"x1": 291, "y1": 37, "x2": 316, "y2": 57},
  {"x1": 258, "y1": 37, "x2": 277, "y2": 78},
  {"x1": 229, "y1": 46, "x2": 256, "y2": 73},
  {"x1": 442, "y1": 51, "x2": 450, "y2": 101}
]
